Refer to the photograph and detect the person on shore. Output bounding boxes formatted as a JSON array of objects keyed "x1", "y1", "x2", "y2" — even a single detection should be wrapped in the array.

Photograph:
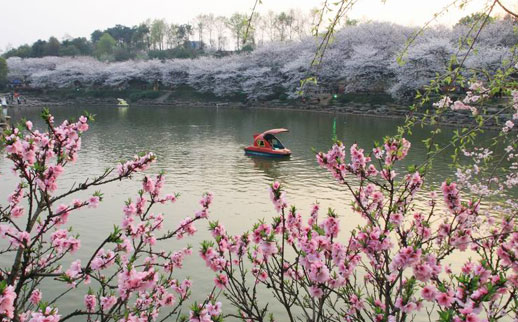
[
  {"x1": 1, "y1": 96, "x2": 6, "y2": 107},
  {"x1": 0, "y1": 105, "x2": 7, "y2": 123}
]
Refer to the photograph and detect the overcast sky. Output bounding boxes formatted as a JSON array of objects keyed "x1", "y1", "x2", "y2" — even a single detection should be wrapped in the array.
[{"x1": 1, "y1": 0, "x2": 507, "y2": 50}]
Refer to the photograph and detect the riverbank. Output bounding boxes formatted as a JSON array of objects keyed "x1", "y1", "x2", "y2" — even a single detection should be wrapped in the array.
[{"x1": 4, "y1": 92, "x2": 509, "y2": 130}]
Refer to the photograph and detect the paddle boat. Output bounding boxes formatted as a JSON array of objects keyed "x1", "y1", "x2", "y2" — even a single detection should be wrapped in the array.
[
  {"x1": 244, "y1": 128, "x2": 291, "y2": 157},
  {"x1": 117, "y1": 98, "x2": 129, "y2": 106}
]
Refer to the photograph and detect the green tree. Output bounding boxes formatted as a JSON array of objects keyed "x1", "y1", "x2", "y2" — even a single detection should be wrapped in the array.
[
  {"x1": 132, "y1": 24, "x2": 150, "y2": 50},
  {"x1": 226, "y1": 13, "x2": 249, "y2": 50},
  {"x1": 176, "y1": 24, "x2": 194, "y2": 45},
  {"x1": 94, "y1": 33, "x2": 117, "y2": 59},
  {"x1": 194, "y1": 14, "x2": 208, "y2": 49},
  {"x1": 45, "y1": 36, "x2": 61, "y2": 56},
  {"x1": 0, "y1": 57, "x2": 7, "y2": 89},
  {"x1": 456, "y1": 12, "x2": 495, "y2": 26},
  {"x1": 275, "y1": 12, "x2": 294, "y2": 41},
  {"x1": 150, "y1": 19, "x2": 167, "y2": 50},
  {"x1": 31, "y1": 40, "x2": 47, "y2": 57},
  {"x1": 106, "y1": 24, "x2": 134, "y2": 47},
  {"x1": 59, "y1": 44, "x2": 80, "y2": 56},
  {"x1": 91, "y1": 30, "x2": 104, "y2": 43},
  {"x1": 70, "y1": 37, "x2": 93, "y2": 55},
  {"x1": 166, "y1": 24, "x2": 179, "y2": 48},
  {"x1": 60, "y1": 37, "x2": 92, "y2": 57},
  {"x1": 3, "y1": 45, "x2": 32, "y2": 58}
]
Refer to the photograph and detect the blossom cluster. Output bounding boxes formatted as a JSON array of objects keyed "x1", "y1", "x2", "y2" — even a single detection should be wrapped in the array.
[
  {"x1": 0, "y1": 112, "x2": 214, "y2": 321},
  {"x1": 199, "y1": 137, "x2": 518, "y2": 321}
]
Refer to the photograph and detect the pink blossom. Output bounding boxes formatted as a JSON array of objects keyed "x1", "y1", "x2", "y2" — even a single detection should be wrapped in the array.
[
  {"x1": 381, "y1": 169, "x2": 396, "y2": 180},
  {"x1": 77, "y1": 116, "x2": 89, "y2": 132},
  {"x1": 451, "y1": 100, "x2": 474, "y2": 113},
  {"x1": 433, "y1": 96, "x2": 453, "y2": 108},
  {"x1": 441, "y1": 181, "x2": 461, "y2": 212},
  {"x1": 389, "y1": 213, "x2": 403, "y2": 226},
  {"x1": 66, "y1": 259, "x2": 82, "y2": 279},
  {"x1": 88, "y1": 196, "x2": 100, "y2": 208},
  {"x1": 143, "y1": 176, "x2": 155, "y2": 193},
  {"x1": 117, "y1": 268, "x2": 157, "y2": 300},
  {"x1": 503, "y1": 120, "x2": 515, "y2": 133},
  {"x1": 308, "y1": 261, "x2": 330, "y2": 283},
  {"x1": 176, "y1": 217, "x2": 197, "y2": 239},
  {"x1": 100, "y1": 295, "x2": 117, "y2": 310},
  {"x1": 30, "y1": 289, "x2": 42, "y2": 305},
  {"x1": 15, "y1": 231, "x2": 31, "y2": 248},
  {"x1": 51, "y1": 229, "x2": 80, "y2": 254},
  {"x1": 436, "y1": 291, "x2": 454, "y2": 307},
  {"x1": 200, "y1": 192, "x2": 214, "y2": 208},
  {"x1": 123, "y1": 203, "x2": 137, "y2": 216},
  {"x1": 164, "y1": 194, "x2": 177, "y2": 203},
  {"x1": 259, "y1": 240, "x2": 278, "y2": 257},
  {"x1": 161, "y1": 293, "x2": 176, "y2": 307},
  {"x1": 309, "y1": 286, "x2": 323, "y2": 298},
  {"x1": 214, "y1": 274, "x2": 228, "y2": 289},
  {"x1": 206, "y1": 302, "x2": 222, "y2": 316},
  {"x1": 28, "y1": 307, "x2": 61, "y2": 321},
  {"x1": 90, "y1": 249, "x2": 116, "y2": 270},
  {"x1": 413, "y1": 263, "x2": 433, "y2": 282},
  {"x1": 421, "y1": 285, "x2": 437, "y2": 301},
  {"x1": 321, "y1": 216, "x2": 339, "y2": 238},
  {"x1": 84, "y1": 294, "x2": 96, "y2": 312},
  {"x1": 0, "y1": 285, "x2": 16, "y2": 319},
  {"x1": 7, "y1": 185, "x2": 23, "y2": 206},
  {"x1": 11, "y1": 206, "x2": 24, "y2": 219}
]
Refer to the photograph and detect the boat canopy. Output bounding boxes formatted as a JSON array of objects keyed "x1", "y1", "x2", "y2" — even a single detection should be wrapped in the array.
[
  {"x1": 253, "y1": 128, "x2": 288, "y2": 139},
  {"x1": 251, "y1": 128, "x2": 289, "y2": 150},
  {"x1": 263, "y1": 128, "x2": 288, "y2": 135}
]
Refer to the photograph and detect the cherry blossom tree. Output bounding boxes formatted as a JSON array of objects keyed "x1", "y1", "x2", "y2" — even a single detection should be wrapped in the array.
[{"x1": 7, "y1": 20, "x2": 517, "y2": 102}]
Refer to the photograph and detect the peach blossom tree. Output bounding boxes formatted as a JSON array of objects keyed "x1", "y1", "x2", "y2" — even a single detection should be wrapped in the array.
[{"x1": 0, "y1": 109, "x2": 221, "y2": 321}]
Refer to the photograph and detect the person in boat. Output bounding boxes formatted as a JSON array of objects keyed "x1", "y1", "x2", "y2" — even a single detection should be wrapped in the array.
[{"x1": 264, "y1": 134, "x2": 284, "y2": 150}]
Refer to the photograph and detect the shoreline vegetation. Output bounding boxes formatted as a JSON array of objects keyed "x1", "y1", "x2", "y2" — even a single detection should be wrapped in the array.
[{"x1": 8, "y1": 88, "x2": 510, "y2": 129}]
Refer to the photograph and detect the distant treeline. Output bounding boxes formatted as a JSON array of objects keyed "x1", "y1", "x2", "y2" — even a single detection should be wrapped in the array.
[
  {"x1": 3, "y1": 12, "x2": 507, "y2": 65},
  {"x1": 7, "y1": 16, "x2": 517, "y2": 103},
  {"x1": 2, "y1": 9, "x2": 322, "y2": 62}
]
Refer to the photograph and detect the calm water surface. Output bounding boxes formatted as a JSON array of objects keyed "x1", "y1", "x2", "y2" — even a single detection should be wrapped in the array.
[{"x1": 0, "y1": 105, "x2": 476, "y2": 320}]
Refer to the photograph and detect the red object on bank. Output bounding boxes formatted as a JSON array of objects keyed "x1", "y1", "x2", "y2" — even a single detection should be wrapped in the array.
[{"x1": 244, "y1": 128, "x2": 291, "y2": 157}]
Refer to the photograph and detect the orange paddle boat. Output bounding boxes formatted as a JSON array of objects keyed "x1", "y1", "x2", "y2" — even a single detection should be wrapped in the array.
[{"x1": 244, "y1": 128, "x2": 291, "y2": 157}]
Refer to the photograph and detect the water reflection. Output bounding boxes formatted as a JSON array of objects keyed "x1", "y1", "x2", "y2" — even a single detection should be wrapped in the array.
[
  {"x1": 0, "y1": 104, "x2": 499, "y2": 321},
  {"x1": 249, "y1": 156, "x2": 290, "y2": 180},
  {"x1": 117, "y1": 105, "x2": 129, "y2": 117}
]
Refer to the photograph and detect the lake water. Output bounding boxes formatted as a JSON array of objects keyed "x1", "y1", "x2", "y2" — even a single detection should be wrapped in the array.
[{"x1": 0, "y1": 105, "x2": 477, "y2": 320}]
